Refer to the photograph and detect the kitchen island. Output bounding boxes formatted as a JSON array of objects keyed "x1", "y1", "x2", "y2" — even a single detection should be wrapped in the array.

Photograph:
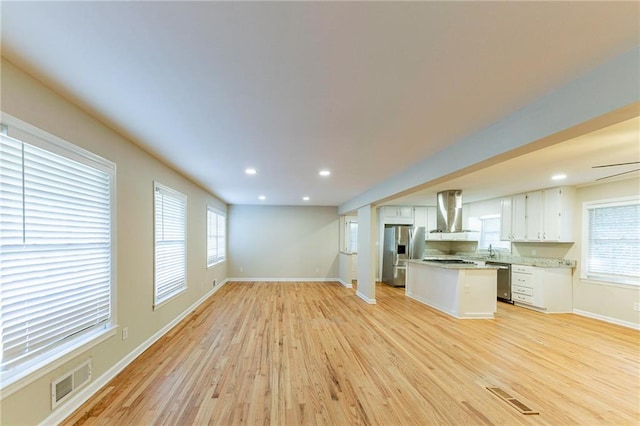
[{"x1": 405, "y1": 259, "x2": 498, "y2": 319}]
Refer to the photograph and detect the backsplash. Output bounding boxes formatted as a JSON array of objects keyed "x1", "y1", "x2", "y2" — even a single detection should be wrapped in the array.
[
  {"x1": 423, "y1": 248, "x2": 576, "y2": 268},
  {"x1": 424, "y1": 240, "x2": 576, "y2": 268}
]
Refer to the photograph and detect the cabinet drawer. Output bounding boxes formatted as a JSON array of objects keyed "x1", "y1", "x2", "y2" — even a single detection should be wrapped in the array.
[
  {"x1": 512, "y1": 285, "x2": 533, "y2": 296},
  {"x1": 512, "y1": 273, "x2": 534, "y2": 288},
  {"x1": 512, "y1": 264, "x2": 533, "y2": 274},
  {"x1": 513, "y1": 293, "x2": 534, "y2": 305}
]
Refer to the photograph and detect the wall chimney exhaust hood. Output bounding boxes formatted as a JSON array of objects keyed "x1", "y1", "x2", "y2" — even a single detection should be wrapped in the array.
[{"x1": 434, "y1": 189, "x2": 463, "y2": 233}]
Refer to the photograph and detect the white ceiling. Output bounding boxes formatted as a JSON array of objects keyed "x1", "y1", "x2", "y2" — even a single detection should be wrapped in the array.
[{"x1": 1, "y1": 2, "x2": 639, "y2": 207}]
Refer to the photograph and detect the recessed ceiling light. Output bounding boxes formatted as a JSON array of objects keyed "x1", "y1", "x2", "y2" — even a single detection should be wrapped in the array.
[
  {"x1": 245, "y1": 168, "x2": 257, "y2": 175},
  {"x1": 319, "y1": 170, "x2": 331, "y2": 177},
  {"x1": 302, "y1": 196, "x2": 310, "y2": 201},
  {"x1": 258, "y1": 195, "x2": 266, "y2": 200},
  {"x1": 552, "y1": 173, "x2": 567, "y2": 180}
]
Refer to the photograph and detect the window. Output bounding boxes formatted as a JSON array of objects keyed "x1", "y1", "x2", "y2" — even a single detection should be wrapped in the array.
[
  {"x1": 477, "y1": 215, "x2": 510, "y2": 252},
  {"x1": 583, "y1": 197, "x2": 640, "y2": 285},
  {"x1": 207, "y1": 207, "x2": 226, "y2": 267},
  {"x1": 154, "y1": 183, "x2": 186, "y2": 307},
  {"x1": 0, "y1": 121, "x2": 114, "y2": 383},
  {"x1": 345, "y1": 219, "x2": 358, "y2": 253}
]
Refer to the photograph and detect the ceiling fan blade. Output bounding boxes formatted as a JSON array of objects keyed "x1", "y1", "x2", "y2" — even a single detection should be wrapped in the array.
[
  {"x1": 596, "y1": 168, "x2": 640, "y2": 181},
  {"x1": 592, "y1": 161, "x2": 640, "y2": 168}
]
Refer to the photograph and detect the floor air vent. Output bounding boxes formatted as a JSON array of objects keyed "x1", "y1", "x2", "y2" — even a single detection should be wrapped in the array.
[
  {"x1": 51, "y1": 359, "x2": 92, "y2": 408},
  {"x1": 487, "y1": 387, "x2": 539, "y2": 415}
]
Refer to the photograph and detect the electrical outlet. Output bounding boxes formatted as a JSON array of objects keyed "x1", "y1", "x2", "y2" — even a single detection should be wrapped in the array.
[
  {"x1": 212, "y1": 279, "x2": 217, "y2": 287},
  {"x1": 633, "y1": 302, "x2": 640, "y2": 312},
  {"x1": 122, "y1": 327, "x2": 128, "y2": 341},
  {"x1": 239, "y1": 267, "x2": 244, "y2": 273}
]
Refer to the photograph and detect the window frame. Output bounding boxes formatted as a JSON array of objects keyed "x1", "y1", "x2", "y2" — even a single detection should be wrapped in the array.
[
  {"x1": 0, "y1": 113, "x2": 117, "y2": 393},
  {"x1": 581, "y1": 196, "x2": 640, "y2": 286},
  {"x1": 345, "y1": 218, "x2": 358, "y2": 253},
  {"x1": 153, "y1": 182, "x2": 187, "y2": 308},
  {"x1": 206, "y1": 206, "x2": 226, "y2": 267},
  {"x1": 476, "y1": 214, "x2": 511, "y2": 252}
]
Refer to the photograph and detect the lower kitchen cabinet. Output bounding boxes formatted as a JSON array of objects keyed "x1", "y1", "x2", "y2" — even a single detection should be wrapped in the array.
[{"x1": 511, "y1": 264, "x2": 572, "y2": 313}]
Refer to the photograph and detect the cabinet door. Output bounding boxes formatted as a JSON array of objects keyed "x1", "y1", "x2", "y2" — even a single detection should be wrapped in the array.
[
  {"x1": 542, "y1": 188, "x2": 561, "y2": 241},
  {"x1": 413, "y1": 207, "x2": 428, "y2": 229},
  {"x1": 511, "y1": 194, "x2": 527, "y2": 240},
  {"x1": 500, "y1": 197, "x2": 512, "y2": 240},
  {"x1": 542, "y1": 187, "x2": 574, "y2": 242},
  {"x1": 526, "y1": 191, "x2": 543, "y2": 241},
  {"x1": 425, "y1": 206, "x2": 438, "y2": 238},
  {"x1": 398, "y1": 207, "x2": 414, "y2": 219}
]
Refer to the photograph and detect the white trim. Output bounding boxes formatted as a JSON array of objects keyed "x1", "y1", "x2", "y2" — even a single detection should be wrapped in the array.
[
  {"x1": 356, "y1": 291, "x2": 376, "y2": 304},
  {"x1": 581, "y1": 195, "x2": 640, "y2": 286},
  {"x1": 0, "y1": 113, "x2": 117, "y2": 396},
  {"x1": 338, "y1": 279, "x2": 353, "y2": 288},
  {"x1": 227, "y1": 278, "x2": 342, "y2": 282},
  {"x1": 39, "y1": 280, "x2": 229, "y2": 426},
  {"x1": 573, "y1": 309, "x2": 640, "y2": 330}
]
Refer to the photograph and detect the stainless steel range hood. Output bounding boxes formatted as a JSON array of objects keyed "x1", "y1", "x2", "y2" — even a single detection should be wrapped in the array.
[{"x1": 435, "y1": 190, "x2": 463, "y2": 233}]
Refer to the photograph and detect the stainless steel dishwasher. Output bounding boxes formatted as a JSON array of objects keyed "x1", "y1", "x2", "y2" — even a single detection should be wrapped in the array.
[{"x1": 486, "y1": 261, "x2": 512, "y2": 303}]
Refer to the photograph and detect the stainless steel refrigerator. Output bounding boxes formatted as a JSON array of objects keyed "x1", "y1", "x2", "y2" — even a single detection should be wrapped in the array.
[{"x1": 382, "y1": 225, "x2": 425, "y2": 287}]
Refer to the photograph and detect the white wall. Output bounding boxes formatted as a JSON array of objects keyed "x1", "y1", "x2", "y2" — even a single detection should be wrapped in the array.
[
  {"x1": 568, "y1": 177, "x2": 640, "y2": 327},
  {"x1": 227, "y1": 205, "x2": 339, "y2": 279},
  {"x1": 1, "y1": 58, "x2": 228, "y2": 425}
]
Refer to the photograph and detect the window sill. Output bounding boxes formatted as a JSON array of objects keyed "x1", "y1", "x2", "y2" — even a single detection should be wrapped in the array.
[
  {"x1": 207, "y1": 259, "x2": 226, "y2": 269},
  {"x1": 580, "y1": 277, "x2": 640, "y2": 289},
  {"x1": 153, "y1": 287, "x2": 187, "y2": 310},
  {"x1": 0, "y1": 325, "x2": 117, "y2": 400}
]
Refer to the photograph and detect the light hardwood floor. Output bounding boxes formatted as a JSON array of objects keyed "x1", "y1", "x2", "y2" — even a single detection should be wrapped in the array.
[{"x1": 64, "y1": 282, "x2": 639, "y2": 425}]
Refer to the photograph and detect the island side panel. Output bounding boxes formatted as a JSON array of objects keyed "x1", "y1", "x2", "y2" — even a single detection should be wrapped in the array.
[{"x1": 406, "y1": 263, "x2": 461, "y2": 317}]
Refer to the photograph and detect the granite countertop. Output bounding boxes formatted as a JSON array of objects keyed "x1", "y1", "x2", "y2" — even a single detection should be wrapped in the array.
[
  {"x1": 462, "y1": 254, "x2": 576, "y2": 268},
  {"x1": 406, "y1": 259, "x2": 500, "y2": 270}
]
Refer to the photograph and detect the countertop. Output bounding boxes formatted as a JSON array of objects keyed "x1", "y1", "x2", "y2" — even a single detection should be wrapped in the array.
[
  {"x1": 406, "y1": 259, "x2": 500, "y2": 270},
  {"x1": 414, "y1": 254, "x2": 576, "y2": 269}
]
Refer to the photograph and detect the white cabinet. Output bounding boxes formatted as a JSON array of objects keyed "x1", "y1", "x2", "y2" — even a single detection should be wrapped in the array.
[
  {"x1": 502, "y1": 187, "x2": 575, "y2": 242},
  {"x1": 382, "y1": 206, "x2": 414, "y2": 225},
  {"x1": 525, "y1": 191, "x2": 543, "y2": 241},
  {"x1": 511, "y1": 264, "x2": 572, "y2": 312},
  {"x1": 413, "y1": 206, "x2": 428, "y2": 229},
  {"x1": 500, "y1": 197, "x2": 512, "y2": 241},
  {"x1": 541, "y1": 187, "x2": 575, "y2": 242},
  {"x1": 510, "y1": 193, "x2": 527, "y2": 241}
]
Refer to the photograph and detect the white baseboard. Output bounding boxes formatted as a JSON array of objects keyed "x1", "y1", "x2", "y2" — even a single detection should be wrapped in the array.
[
  {"x1": 338, "y1": 279, "x2": 353, "y2": 288},
  {"x1": 227, "y1": 277, "x2": 341, "y2": 282},
  {"x1": 573, "y1": 309, "x2": 640, "y2": 330},
  {"x1": 356, "y1": 291, "x2": 376, "y2": 304},
  {"x1": 41, "y1": 280, "x2": 229, "y2": 426}
]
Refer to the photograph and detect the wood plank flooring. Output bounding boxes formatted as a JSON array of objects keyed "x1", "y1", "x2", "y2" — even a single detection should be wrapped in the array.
[{"x1": 64, "y1": 282, "x2": 640, "y2": 425}]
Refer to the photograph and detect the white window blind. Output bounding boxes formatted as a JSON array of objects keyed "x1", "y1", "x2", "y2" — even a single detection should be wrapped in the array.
[
  {"x1": 346, "y1": 220, "x2": 358, "y2": 253},
  {"x1": 478, "y1": 215, "x2": 510, "y2": 251},
  {"x1": 0, "y1": 132, "x2": 113, "y2": 374},
  {"x1": 154, "y1": 183, "x2": 186, "y2": 306},
  {"x1": 206, "y1": 207, "x2": 225, "y2": 267},
  {"x1": 584, "y1": 199, "x2": 640, "y2": 285}
]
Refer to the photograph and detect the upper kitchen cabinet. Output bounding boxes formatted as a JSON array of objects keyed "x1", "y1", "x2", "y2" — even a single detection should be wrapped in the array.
[
  {"x1": 414, "y1": 206, "x2": 437, "y2": 232},
  {"x1": 381, "y1": 206, "x2": 414, "y2": 225},
  {"x1": 501, "y1": 186, "x2": 575, "y2": 242},
  {"x1": 500, "y1": 197, "x2": 513, "y2": 241},
  {"x1": 542, "y1": 187, "x2": 576, "y2": 242}
]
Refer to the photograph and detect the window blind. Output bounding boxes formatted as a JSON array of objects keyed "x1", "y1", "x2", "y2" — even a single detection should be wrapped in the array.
[
  {"x1": 0, "y1": 133, "x2": 112, "y2": 372},
  {"x1": 585, "y1": 201, "x2": 640, "y2": 285},
  {"x1": 346, "y1": 221, "x2": 358, "y2": 253},
  {"x1": 154, "y1": 183, "x2": 186, "y2": 306},
  {"x1": 207, "y1": 207, "x2": 225, "y2": 267}
]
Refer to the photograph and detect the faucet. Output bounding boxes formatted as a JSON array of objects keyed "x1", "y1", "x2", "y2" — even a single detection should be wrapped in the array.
[{"x1": 488, "y1": 244, "x2": 495, "y2": 259}]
